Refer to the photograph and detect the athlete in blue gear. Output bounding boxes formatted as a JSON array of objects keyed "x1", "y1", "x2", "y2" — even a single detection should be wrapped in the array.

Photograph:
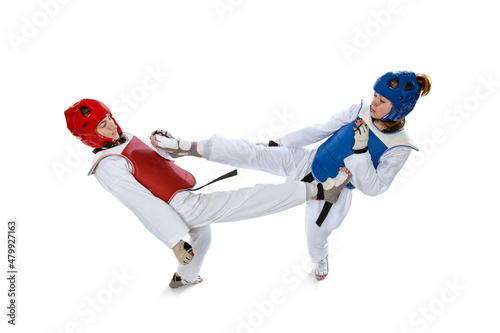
[{"x1": 152, "y1": 71, "x2": 432, "y2": 281}]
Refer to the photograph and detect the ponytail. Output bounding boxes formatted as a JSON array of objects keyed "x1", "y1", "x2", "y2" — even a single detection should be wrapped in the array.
[{"x1": 416, "y1": 73, "x2": 432, "y2": 97}]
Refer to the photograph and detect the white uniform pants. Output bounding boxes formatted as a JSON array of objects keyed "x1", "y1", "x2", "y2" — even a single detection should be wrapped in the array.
[
  {"x1": 202, "y1": 135, "x2": 353, "y2": 264},
  {"x1": 170, "y1": 175, "x2": 307, "y2": 281}
]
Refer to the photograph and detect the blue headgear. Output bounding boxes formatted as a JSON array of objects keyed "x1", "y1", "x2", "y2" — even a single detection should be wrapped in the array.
[{"x1": 373, "y1": 71, "x2": 421, "y2": 122}]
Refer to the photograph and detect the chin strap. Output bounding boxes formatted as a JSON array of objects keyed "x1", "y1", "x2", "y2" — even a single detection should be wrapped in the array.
[{"x1": 93, "y1": 135, "x2": 127, "y2": 154}]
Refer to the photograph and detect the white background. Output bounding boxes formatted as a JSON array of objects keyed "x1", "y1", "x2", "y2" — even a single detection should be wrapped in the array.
[{"x1": 1, "y1": 0, "x2": 499, "y2": 332}]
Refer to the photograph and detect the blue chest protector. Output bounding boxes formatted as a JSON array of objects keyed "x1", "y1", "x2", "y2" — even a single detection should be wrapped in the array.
[
  {"x1": 311, "y1": 120, "x2": 388, "y2": 189},
  {"x1": 310, "y1": 100, "x2": 419, "y2": 189}
]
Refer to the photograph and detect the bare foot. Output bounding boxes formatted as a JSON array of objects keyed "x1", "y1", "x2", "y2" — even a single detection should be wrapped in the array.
[{"x1": 315, "y1": 273, "x2": 327, "y2": 281}]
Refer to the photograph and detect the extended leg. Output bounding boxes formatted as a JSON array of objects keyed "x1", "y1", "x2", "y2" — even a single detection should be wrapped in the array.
[
  {"x1": 152, "y1": 133, "x2": 315, "y2": 180},
  {"x1": 203, "y1": 135, "x2": 315, "y2": 180}
]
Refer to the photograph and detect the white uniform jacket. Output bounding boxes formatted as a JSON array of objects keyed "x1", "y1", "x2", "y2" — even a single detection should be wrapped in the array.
[
  {"x1": 279, "y1": 102, "x2": 418, "y2": 196},
  {"x1": 89, "y1": 134, "x2": 189, "y2": 249}
]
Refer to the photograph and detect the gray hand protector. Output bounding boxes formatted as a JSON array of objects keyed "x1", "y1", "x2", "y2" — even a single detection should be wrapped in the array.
[
  {"x1": 173, "y1": 240, "x2": 194, "y2": 265},
  {"x1": 317, "y1": 171, "x2": 352, "y2": 204},
  {"x1": 155, "y1": 136, "x2": 200, "y2": 158}
]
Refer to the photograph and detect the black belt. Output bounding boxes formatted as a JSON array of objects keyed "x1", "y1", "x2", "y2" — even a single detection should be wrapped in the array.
[
  {"x1": 301, "y1": 172, "x2": 333, "y2": 227},
  {"x1": 189, "y1": 169, "x2": 238, "y2": 191}
]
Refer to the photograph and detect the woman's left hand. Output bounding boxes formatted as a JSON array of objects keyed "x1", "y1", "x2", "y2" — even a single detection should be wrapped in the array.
[{"x1": 353, "y1": 118, "x2": 369, "y2": 153}]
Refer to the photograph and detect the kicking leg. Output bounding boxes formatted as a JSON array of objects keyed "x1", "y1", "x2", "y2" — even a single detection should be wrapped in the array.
[
  {"x1": 151, "y1": 133, "x2": 315, "y2": 180},
  {"x1": 203, "y1": 135, "x2": 314, "y2": 179}
]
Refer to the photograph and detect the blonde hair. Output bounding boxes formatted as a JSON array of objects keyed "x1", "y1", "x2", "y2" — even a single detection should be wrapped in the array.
[{"x1": 382, "y1": 73, "x2": 432, "y2": 131}]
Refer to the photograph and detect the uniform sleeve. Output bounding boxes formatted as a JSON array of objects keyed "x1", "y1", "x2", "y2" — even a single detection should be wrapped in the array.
[
  {"x1": 344, "y1": 146, "x2": 411, "y2": 196},
  {"x1": 278, "y1": 104, "x2": 360, "y2": 148},
  {"x1": 93, "y1": 155, "x2": 190, "y2": 248}
]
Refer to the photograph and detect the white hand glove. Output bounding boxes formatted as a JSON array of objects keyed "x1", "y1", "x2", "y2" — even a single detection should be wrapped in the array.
[
  {"x1": 155, "y1": 136, "x2": 199, "y2": 158},
  {"x1": 173, "y1": 240, "x2": 194, "y2": 265},
  {"x1": 150, "y1": 129, "x2": 201, "y2": 157},
  {"x1": 353, "y1": 119, "x2": 369, "y2": 153}
]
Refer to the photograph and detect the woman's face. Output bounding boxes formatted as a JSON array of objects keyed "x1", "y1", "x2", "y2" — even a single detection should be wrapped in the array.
[
  {"x1": 96, "y1": 115, "x2": 120, "y2": 140},
  {"x1": 370, "y1": 93, "x2": 393, "y2": 120}
]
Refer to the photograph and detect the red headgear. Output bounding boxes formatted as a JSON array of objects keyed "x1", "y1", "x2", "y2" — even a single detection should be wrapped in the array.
[{"x1": 64, "y1": 99, "x2": 123, "y2": 148}]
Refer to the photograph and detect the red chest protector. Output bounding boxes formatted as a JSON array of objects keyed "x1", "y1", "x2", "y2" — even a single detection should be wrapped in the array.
[{"x1": 91, "y1": 135, "x2": 196, "y2": 203}]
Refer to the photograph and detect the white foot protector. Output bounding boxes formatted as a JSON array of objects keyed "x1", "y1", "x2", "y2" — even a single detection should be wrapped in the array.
[{"x1": 315, "y1": 255, "x2": 329, "y2": 281}]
